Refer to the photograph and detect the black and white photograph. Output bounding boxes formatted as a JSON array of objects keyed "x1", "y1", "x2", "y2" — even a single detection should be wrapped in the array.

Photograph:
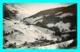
[{"x1": 3, "y1": 3, "x2": 77, "y2": 49}]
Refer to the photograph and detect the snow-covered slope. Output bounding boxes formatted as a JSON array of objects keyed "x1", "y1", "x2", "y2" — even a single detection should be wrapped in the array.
[
  {"x1": 3, "y1": 3, "x2": 77, "y2": 49},
  {"x1": 4, "y1": 19, "x2": 56, "y2": 46}
]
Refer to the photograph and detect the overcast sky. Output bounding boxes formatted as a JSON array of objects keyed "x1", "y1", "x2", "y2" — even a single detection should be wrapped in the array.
[
  {"x1": 15, "y1": 3, "x2": 71, "y2": 17},
  {"x1": 6, "y1": 3, "x2": 72, "y2": 19}
]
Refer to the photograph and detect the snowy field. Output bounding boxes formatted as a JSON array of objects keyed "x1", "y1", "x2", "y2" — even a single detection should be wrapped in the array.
[{"x1": 3, "y1": 3, "x2": 77, "y2": 49}]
